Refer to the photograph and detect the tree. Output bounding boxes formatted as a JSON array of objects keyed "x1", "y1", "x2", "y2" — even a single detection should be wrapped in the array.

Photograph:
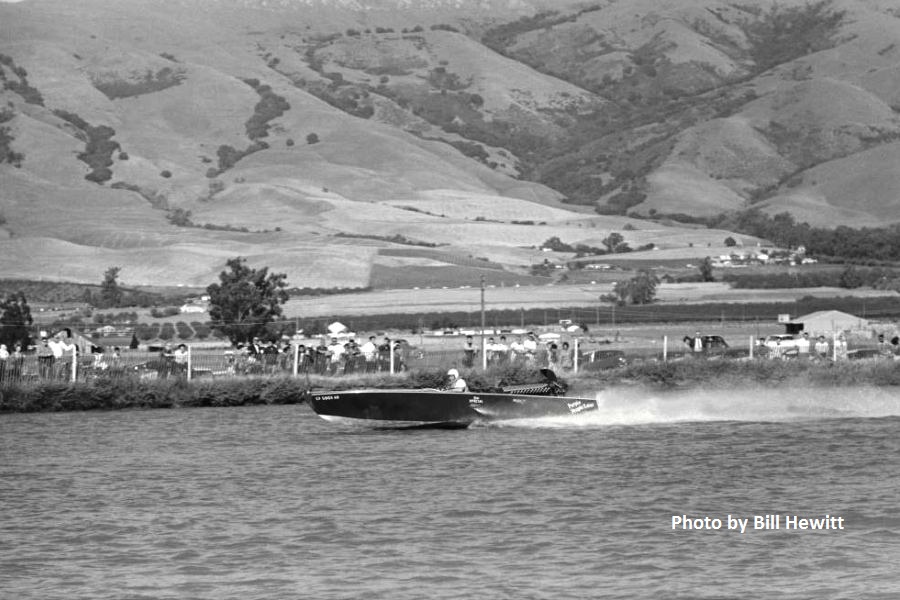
[
  {"x1": 724, "y1": 236, "x2": 737, "y2": 247},
  {"x1": 0, "y1": 291, "x2": 33, "y2": 349},
  {"x1": 606, "y1": 270, "x2": 659, "y2": 306},
  {"x1": 839, "y1": 265, "x2": 863, "y2": 289},
  {"x1": 602, "y1": 232, "x2": 625, "y2": 253},
  {"x1": 206, "y1": 257, "x2": 289, "y2": 344},
  {"x1": 699, "y1": 257, "x2": 715, "y2": 282},
  {"x1": 99, "y1": 267, "x2": 123, "y2": 308}
]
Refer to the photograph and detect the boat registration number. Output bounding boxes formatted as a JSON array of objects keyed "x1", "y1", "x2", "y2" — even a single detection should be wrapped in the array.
[{"x1": 316, "y1": 394, "x2": 340, "y2": 401}]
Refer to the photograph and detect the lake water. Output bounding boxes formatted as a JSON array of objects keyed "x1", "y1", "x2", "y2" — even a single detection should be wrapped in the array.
[{"x1": 2, "y1": 386, "x2": 899, "y2": 599}]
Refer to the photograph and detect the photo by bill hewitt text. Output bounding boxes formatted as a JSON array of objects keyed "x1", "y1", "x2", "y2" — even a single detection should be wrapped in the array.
[{"x1": 671, "y1": 514, "x2": 846, "y2": 533}]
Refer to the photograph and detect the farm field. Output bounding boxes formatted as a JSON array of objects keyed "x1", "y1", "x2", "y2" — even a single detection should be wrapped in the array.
[{"x1": 281, "y1": 282, "x2": 900, "y2": 319}]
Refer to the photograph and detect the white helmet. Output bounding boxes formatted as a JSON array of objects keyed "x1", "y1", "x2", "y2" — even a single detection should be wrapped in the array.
[{"x1": 447, "y1": 368, "x2": 459, "y2": 378}]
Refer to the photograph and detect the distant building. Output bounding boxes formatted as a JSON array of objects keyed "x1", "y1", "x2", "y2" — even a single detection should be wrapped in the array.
[
  {"x1": 785, "y1": 310, "x2": 869, "y2": 336},
  {"x1": 180, "y1": 303, "x2": 207, "y2": 314}
]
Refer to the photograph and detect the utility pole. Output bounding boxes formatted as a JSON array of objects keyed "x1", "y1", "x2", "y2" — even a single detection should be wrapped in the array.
[{"x1": 481, "y1": 275, "x2": 487, "y2": 370}]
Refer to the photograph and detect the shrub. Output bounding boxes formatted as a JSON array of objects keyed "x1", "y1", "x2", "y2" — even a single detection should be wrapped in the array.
[
  {"x1": 306, "y1": 133, "x2": 320, "y2": 144},
  {"x1": 92, "y1": 67, "x2": 186, "y2": 99},
  {"x1": 159, "y1": 322, "x2": 175, "y2": 340}
]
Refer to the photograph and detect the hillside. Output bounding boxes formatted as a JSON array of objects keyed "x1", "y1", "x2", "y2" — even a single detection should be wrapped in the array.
[{"x1": 1, "y1": 0, "x2": 899, "y2": 290}]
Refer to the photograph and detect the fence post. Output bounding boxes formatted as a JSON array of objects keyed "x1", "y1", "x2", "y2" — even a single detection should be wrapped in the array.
[
  {"x1": 293, "y1": 343, "x2": 299, "y2": 377},
  {"x1": 663, "y1": 335, "x2": 668, "y2": 362},
  {"x1": 573, "y1": 338, "x2": 579, "y2": 374},
  {"x1": 389, "y1": 340, "x2": 395, "y2": 375},
  {"x1": 187, "y1": 345, "x2": 192, "y2": 381},
  {"x1": 71, "y1": 345, "x2": 78, "y2": 383}
]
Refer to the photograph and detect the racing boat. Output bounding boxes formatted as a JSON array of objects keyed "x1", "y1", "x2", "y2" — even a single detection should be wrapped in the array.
[{"x1": 308, "y1": 370, "x2": 598, "y2": 428}]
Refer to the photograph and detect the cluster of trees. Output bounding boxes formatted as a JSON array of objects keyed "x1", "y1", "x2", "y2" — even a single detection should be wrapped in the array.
[
  {"x1": 92, "y1": 66, "x2": 186, "y2": 100},
  {"x1": 603, "y1": 270, "x2": 660, "y2": 306},
  {"x1": 1, "y1": 53, "x2": 44, "y2": 105},
  {"x1": 53, "y1": 110, "x2": 120, "y2": 184},
  {"x1": 0, "y1": 108, "x2": 24, "y2": 167},
  {"x1": 0, "y1": 292, "x2": 33, "y2": 350},
  {"x1": 722, "y1": 265, "x2": 900, "y2": 291},
  {"x1": 741, "y1": 1, "x2": 846, "y2": 73},
  {"x1": 705, "y1": 209, "x2": 900, "y2": 263},
  {"x1": 242, "y1": 80, "x2": 291, "y2": 140}
]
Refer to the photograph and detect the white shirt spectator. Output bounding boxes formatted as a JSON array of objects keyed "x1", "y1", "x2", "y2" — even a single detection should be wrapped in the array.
[
  {"x1": 327, "y1": 339, "x2": 345, "y2": 363},
  {"x1": 360, "y1": 338, "x2": 377, "y2": 362},
  {"x1": 48, "y1": 337, "x2": 74, "y2": 359}
]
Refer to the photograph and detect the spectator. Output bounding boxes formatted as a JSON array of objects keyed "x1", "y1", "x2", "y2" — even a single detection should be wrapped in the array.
[
  {"x1": 547, "y1": 342, "x2": 559, "y2": 370},
  {"x1": 560, "y1": 341, "x2": 574, "y2": 371},
  {"x1": 814, "y1": 335, "x2": 829, "y2": 360},
  {"x1": 377, "y1": 337, "x2": 392, "y2": 371},
  {"x1": 295, "y1": 344, "x2": 309, "y2": 372},
  {"x1": 262, "y1": 342, "x2": 279, "y2": 372},
  {"x1": 49, "y1": 332, "x2": 75, "y2": 378},
  {"x1": 6, "y1": 342, "x2": 24, "y2": 382},
  {"x1": 797, "y1": 332, "x2": 811, "y2": 357},
  {"x1": 343, "y1": 339, "x2": 361, "y2": 374},
  {"x1": 392, "y1": 340, "x2": 407, "y2": 372},
  {"x1": 834, "y1": 333, "x2": 848, "y2": 360},
  {"x1": 37, "y1": 336, "x2": 55, "y2": 378},
  {"x1": 485, "y1": 337, "x2": 497, "y2": 365},
  {"x1": 509, "y1": 335, "x2": 525, "y2": 363},
  {"x1": 360, "y1": 335, "x2": 378, "y2": 372},
  {"x1": 173, "y1": 343, "x2": 189, "y2": 365},
  {"x1": 462, "y1": 335, "x2": 477, "y2": 368},
  {"x1": 314, "y1": 339, "x2": 330, "y2": 374},
  {"x1": 877, "y1": 333, "x2": 892, "y2": 358},
  {"x1": 692, "y1": 331, "x2": 704, "y2": 354},
  {"x1": 326, "y1": 337, "x2": 345, "y2": 375},
  {"x1": 523, "y1": 332, "x2": 538, "y2": 363},
  {"x1": 495, "y1": 335, "x2": 510, "y2": 365}
]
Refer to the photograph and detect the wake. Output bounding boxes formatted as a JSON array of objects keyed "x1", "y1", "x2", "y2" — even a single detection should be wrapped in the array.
[{"x1": 487, "y1": 386, "x2": 900, "y2": 428}]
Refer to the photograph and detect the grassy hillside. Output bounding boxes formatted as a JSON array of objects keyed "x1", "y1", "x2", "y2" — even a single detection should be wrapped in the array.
[{"x1": 1, "y1": 0, "x2": 900, "y2": 292}]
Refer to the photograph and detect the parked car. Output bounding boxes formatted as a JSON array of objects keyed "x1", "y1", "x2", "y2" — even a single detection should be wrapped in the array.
[
  {"x1": 761, "y1": 334, "x2": 808, "y2": 358},
  {"x1": 682, "y1": 335, "x2": 730, "y2": 356},
  {"x1": 579, "y1": 349, "x2": 628, "y2": 370}
]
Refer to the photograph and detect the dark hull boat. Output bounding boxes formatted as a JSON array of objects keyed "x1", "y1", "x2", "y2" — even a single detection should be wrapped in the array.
[{"x1": 309, "y1": 386, "x2": 599, "y2": 428}]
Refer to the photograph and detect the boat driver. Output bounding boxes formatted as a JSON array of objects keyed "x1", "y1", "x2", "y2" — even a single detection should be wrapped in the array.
[{"x1": 445, "y1": 368, "x2": 468, "y2": 393}]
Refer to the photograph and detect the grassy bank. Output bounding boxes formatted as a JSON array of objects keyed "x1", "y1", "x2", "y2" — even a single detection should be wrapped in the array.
[
  {"x1": 1, "y1": 359, "x2": 898, "y2": 413},
  {"x1": 568, "y1": 358, "x2": 900, "y2": 394}
]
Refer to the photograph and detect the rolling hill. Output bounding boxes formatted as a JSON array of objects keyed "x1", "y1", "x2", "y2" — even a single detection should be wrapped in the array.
[{"x1": 1, "y1": 0, "x2": 898, "y2": 290}]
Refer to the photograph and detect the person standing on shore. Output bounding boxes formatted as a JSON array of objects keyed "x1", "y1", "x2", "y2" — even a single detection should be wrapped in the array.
[
  {"x1": 692, "y1": 331, "x2": 704, "y2": 355},
  {"x1": 814, "y1": 335, "x2": 830, "y2": 360},
  {"x1": 36, "y1": 336, "x2": 55, "y2": 379},
  {"x1": 462, "y1": 335, "x2": 477, "y2": 368},
  {"x1": 360, "y1": 335, "x2": 377, "y2": 373}
]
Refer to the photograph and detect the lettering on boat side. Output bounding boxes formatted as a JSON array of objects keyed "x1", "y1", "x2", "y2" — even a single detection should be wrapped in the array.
[
  {"x1": 468, "y1": 396, "x2": 483, "y2": 405},
  {"x1": 512, "y1": 398, "x2": 526, "y2": 404},
  {"x1": 567, "y1": 400, "x2": 593, "y2": 414},
  {"x1": 316, "y1": 395, "x2": 339, "y2": 401}
]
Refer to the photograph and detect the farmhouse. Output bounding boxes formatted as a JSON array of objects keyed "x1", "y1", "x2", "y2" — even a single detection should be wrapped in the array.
[{"x1": 784, "y1": 310, "x2": 870, "y2": 337}]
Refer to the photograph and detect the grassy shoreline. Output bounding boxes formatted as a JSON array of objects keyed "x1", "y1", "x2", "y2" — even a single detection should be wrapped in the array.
[{"x1": 1, "y1": 359, "x2": 899, "y2": 413}]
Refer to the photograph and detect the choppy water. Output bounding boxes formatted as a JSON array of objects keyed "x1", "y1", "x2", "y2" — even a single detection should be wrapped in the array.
[{"x1": 2, "y1": 387, "x2": 899, "y2": 599}]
